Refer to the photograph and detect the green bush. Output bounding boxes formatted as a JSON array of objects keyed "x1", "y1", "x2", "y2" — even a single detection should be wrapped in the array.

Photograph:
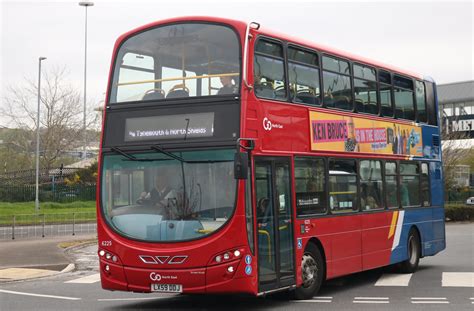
[{"x1": 445, "y1": 204, "x2": 474, "y2": 221}]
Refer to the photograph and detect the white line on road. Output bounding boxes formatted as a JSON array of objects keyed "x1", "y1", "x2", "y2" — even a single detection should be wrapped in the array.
[
  {"x1": 65, "y1": 273, "x2": 100, "y2": 284},
  {"x1": 294, "y1": 300, "x2": 332, "y2": 303},
  {"x1": 411, "y1": 297, "x2": 449, "y2": 304},
  {"x1": 442, "y1": 272, "x2": 474, "y2": 287},
  {"x1": 375, "y1": 273, "x2": 413, "y2": 286},
  {"x1": 411, "y1": 297, "x2": 447, "y2": 300},
  {"x1": 0, "y1": 289, "x2": 81, "y2": 301},
  {"x1": 353, "y1": 297, "x2": 389, "y2": 304},
  {"x1": 314, "y1": 296, "x2": 333, "y2": 299},
  {"x1": 354, "y1": 297, "x2": 389, "y2": 300}
]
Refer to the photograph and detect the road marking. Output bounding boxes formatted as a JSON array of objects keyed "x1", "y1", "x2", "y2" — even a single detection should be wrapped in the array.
[
  {"x1": 0, "y1": 289, "x2": 81, "y2": 301},
  {"x1": 294, "y1": 300, "x2": 332, "y2": 303},
  {"x1": 354, "y1": 297, "x2": 389, "y2": 300},
  {"x1": 353, "y1": 297, "x2": 389, "y2": 304},
  {"x1": 411, "y1": 297, "x2": 449, "y2": 304},
  {"x1": 65, "y1": 273, "x2": 100, "y2": 284},
  {"x1": 97, "y1": 297, "x2": 170, "y2": 301},
  {"x1": 375, "y1": 273, "x2": 413, "y2": 286},
  {"x1": 442, "y1": 272, "x2": 474, "y2": 287},
  {"x1": 314, "y1": 296, "x2": 333, "y2": 299}
]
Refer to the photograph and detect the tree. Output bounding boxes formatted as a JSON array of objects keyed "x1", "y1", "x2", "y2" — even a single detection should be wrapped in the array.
[
  {"x1": 1, "y1": 67, "x2": 100, "y2": 171},
  {"x1": 441, "y1": 123, "x2": 473, "y2": 195}
]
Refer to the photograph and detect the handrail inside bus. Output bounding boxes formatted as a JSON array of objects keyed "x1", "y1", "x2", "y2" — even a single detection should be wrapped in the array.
[{"x1": 116, "y1": 72, "x2": 239, "y2": 87}]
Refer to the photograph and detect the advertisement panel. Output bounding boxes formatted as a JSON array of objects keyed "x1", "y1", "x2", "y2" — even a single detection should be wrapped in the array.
[{"x1": 309, "y1": 111, "x2": 423, "y2": 156}]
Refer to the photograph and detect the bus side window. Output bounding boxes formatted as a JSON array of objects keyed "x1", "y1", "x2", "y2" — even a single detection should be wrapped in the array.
[
  {"x1": 322, "y1": 55, "x2": 352, "y2": 111},
  {"x1": 394, "y1": 75, "x2": 415, "y2": 121},
  {"x1": 379, "y1": 70, "x2": 393, "y2": 117},
  {"x1": 415, "y1": 81, "x2": 428, "y2": 123},
  {"x1": 254, "y1": 39, "x2": 287, "y2": 101},
  {"x1": 294, "y1": 157, "x2": 327, "y2": 216},
  {"x1": 400, "y1": 162, "x2": 421, "y2": 207},
  {"x1": 288, "y1": 47, "x2": 321, "y2": 106},
  {"x1": 421, "y1": 162, "x2": 430, "y2": 207},
  {"x1": 385, "y1": 161, "x2": 399, "y2": 209},
  {"x1": 425, "y1": 81, "x2": 438, "y2": 126},
  {"x1": 354, "y1": 64, "x2": 378, "y2": 115},
  {"x1": 328, "y1": 159, "x2": 358, "y2": 213}
]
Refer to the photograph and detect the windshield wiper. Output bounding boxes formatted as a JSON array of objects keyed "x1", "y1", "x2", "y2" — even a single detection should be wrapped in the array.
[
  {"x1": 151, "y1": 145, "x2": 186, "y2": 163},
  {"x1": 111, "y1": 147, "x2": 163, "y2": 162}
]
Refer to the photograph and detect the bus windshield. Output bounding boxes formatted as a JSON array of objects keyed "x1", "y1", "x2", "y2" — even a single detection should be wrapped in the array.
[
  {"x1": 100, "y1": 149, "x2": 236, "y2": 242},
  {"x1": 110, "y1": 23, "x2": 240, "y2": 103}
]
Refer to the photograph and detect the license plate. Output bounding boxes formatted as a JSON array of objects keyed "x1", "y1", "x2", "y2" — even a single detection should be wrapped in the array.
[{"x1": 150, "y1": 283, "x2": 182, "y2": 293}]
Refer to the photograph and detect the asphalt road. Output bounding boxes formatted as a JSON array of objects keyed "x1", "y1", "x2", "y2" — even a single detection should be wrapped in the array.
[{"x1": 0, "y1": 223, "x2": 473, "y2": 310}]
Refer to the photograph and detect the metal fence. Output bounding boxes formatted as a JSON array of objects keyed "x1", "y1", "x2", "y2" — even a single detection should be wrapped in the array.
[
  {"x1": 0, "y1": 184, "x2": 96, "y2": 202},
  {"x1": 0, "y1": 212, "x2": 97, "y2": 240}
]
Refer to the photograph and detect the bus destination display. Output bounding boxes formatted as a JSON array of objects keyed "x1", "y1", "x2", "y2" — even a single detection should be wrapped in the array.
[{"x1": 124, "y1": 112, "x2": 214, "y2": 142}]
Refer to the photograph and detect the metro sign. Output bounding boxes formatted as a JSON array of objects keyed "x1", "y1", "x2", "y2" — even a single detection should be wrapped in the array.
[{"x1": 445, "y1": 115, "x2": 474, "y2": 138}]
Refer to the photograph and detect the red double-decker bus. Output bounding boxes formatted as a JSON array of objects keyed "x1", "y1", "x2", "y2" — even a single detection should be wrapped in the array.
[{"x1": 97, "y1": 16, "x2": 445, "y2": 299}]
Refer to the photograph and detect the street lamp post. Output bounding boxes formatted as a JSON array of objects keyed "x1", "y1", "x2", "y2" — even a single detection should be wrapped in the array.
[
  {"x1": 79, "y1": 1, "x2": 94, "y2": 160},
  {"x1": 35, "y1": 56, "x2": 47, "y2": 213}
]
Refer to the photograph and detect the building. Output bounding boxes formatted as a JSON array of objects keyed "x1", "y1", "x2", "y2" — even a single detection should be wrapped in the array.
[
  {"x1": 438, "y1": 80, "x2": 474, "y2": 188},
  {"x1": 438, "y1": 80, "x2": 474, "y2": 141}
]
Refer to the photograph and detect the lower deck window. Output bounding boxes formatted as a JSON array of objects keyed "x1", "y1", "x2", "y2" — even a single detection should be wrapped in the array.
[
  {"x1": 329, "y1": 159, "x2": 358, "y2": 213},
  {"x1": 295, "y1": 157, "x2": 326, "y2": 215}
]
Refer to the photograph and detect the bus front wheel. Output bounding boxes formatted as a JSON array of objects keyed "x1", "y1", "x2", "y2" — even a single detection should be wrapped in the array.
[
  {"x1": 295, "y1": 243, "x2": 324, "y2": 300},
  {"x1": 398, "y1": 229, "x2": 421, "y2": 273}
]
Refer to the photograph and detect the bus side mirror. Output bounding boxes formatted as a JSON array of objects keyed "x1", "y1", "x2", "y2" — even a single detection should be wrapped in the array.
[{"x1": 234, "y1": 152, "x2": 248, "y2": 180}]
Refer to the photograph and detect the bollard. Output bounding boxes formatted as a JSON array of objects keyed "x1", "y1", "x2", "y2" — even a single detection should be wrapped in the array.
[
  {"x1": 42, "y1": 214, "x2": 45, "y2": 238},
  {"x1": 72, "y1": 212, "x2": 76, "y2": 236},
  {"x1": 12, "y1": 215, "x2": 15, "y2": 240}
]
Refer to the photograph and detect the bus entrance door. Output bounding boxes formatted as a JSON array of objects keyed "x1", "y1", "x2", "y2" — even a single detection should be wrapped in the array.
[{"x1": 254, "y1": 157, "x2": 295, "y2": 293}]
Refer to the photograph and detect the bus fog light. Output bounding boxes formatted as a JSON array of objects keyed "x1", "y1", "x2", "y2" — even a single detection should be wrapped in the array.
[
  {"x1": 105, "y1": 265, "x2": 110, "y2": 272},
  {"x1": 233, "y1": 250, "x2": 241, "y2": 257},
  {"x1": 227, "y1": 266, "x2": 234, "y2": 273},
  {"x1": 215, "y1": 255, "x2": 222, "y2": 263},
  {"x1": 99, "y1": 250, "x2": 105, "y2": 257},
  {"x1": 223, "y1": 253, "x2": 230, "y2": 260}
]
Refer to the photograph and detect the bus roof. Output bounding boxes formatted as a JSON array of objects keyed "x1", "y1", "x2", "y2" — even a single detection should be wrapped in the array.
[{"x1": 114, "y1": 16, "x2": 425, "y2": 81}]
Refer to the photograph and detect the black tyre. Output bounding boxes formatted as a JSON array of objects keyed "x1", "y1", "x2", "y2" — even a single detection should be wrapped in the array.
[
  {"x1": 294, "y1": 243, "x2": 324, "y2": 300},
  {"x1": 398, "y1": 229, "x2": 421, "y2": 273}
]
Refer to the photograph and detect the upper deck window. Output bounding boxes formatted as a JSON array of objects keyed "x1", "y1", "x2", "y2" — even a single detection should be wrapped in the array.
[
  {"x1": 379, "y1": 70, "x2": 393, "y2": 117},
  {"x1": 354, "y1": 64, "x2": 378, "y2": 115},
  {"x1": 322, "y1": 56, "x2": 352, "y2": 110},
  {"x1": 288, "y1": 47, "x2": 321, "y2": 106},
  {"x1": 110, "y1": 23, "x2": 240, "y2": 103},
  {"x1": 254, "y1": 39, "x2": 287, "y2": 100},
  {"x1": 394, "y1": 75, "x2": 415, "y2": 120}
]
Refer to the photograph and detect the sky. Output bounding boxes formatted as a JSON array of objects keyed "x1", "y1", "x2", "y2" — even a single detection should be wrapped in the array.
[{"x1": 0, "y1": 0, "x2": 473, "y2": 127}]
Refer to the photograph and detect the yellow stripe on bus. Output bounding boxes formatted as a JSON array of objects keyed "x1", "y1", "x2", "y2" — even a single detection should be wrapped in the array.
[{"x1": 388, "y1": 211, "x2": 399, "y2": 239}]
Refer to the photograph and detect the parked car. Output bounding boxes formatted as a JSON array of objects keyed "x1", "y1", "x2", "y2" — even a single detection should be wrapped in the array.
[{"x1": 466, "y1": 197, "x2": 474, "y2": 205}]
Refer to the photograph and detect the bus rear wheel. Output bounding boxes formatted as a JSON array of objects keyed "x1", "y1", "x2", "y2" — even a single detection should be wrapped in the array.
[
  {"x1": 294, "y1": 243, "x2": 324, "y2": 300},
  {"x1": 398, "y1": 229, "x2": 420, "y2": 273}
]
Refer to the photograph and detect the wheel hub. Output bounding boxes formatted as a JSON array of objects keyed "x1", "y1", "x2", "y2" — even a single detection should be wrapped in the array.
[{"x1": 301, "y1": 253, "x2": 318, "y2": 288}]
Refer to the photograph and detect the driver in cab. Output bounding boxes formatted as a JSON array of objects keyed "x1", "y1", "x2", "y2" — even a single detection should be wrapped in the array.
[{"x1": 137, "y1": 169, "x2": 177, "y2": 217}]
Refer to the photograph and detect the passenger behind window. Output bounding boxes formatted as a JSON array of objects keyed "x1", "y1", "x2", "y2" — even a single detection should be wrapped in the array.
[{"x1": 217, "y1": 76, "x2": 238, "y2": 95}]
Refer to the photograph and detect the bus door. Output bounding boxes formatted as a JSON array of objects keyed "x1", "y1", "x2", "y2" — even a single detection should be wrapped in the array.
[{"x1": 254, "y1": 157, "x2": 295, "y2": 292}]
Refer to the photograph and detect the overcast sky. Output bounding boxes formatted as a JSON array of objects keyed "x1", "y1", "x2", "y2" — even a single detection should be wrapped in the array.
[{"x1": 0, "y1": 0, "x2": 473, "y2": 127}]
